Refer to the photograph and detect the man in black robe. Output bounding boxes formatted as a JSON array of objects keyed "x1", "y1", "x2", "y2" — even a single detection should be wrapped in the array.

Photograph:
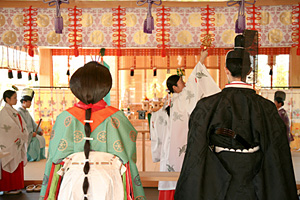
[{"x1": 174, "y1": 35, "x2": 298, "y2": 200}]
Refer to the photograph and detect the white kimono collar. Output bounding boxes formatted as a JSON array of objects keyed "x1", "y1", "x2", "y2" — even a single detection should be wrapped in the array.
[
  {"x1": 18, "y1": 106, "x2": 29, "y2": 113},
  {"x1": 278, "y1": 106, "x2": 284, "y2": 111},
  {"x1": 225, "y1": 81, "x2": 253, "y2": 89}
]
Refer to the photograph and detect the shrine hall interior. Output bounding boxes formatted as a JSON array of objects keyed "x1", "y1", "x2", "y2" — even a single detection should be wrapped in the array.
[{"x1": 1, "y1": 0, "x2": 300, "y2": 199}]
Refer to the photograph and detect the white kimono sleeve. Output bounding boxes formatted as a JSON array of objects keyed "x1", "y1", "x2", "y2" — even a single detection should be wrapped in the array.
[
  {"x1": 179, "y1": 61, "x2": 221, "y2": 115},
  {"x1": 150, "y1": 108, "x2": 168, "y2": 163}
]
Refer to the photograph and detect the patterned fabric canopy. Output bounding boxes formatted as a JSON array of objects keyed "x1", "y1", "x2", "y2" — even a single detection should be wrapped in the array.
[{"x1": 0, "y1": 4, "x2": 295, "y2": 48}]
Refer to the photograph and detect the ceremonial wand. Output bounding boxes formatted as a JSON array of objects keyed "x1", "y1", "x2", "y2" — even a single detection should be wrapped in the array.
[{"x1": 35, "y1": 119, "x2": 42, "y2": 134}]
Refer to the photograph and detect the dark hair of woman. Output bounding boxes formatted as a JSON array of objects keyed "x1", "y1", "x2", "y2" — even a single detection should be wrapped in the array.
[
  {"x1": 165, "y1": 75, "x2": 180, "y2": 116},
  {"x1": 166, "y1": 75, "x2": 180, "y2": 94},
  {"x1": 20, "y1": 96, "x2": 32, "y2": 103},
  {"x1": 69, "y1": 61, "x2": 112, "y2": 200},
  {"x1": 3, "y1": 90, "x2": 16, "y2": 102}
]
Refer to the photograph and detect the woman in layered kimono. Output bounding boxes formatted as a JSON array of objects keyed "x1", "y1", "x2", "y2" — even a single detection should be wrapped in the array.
[
  {"x1": 40, "y1": 61, "x2": 145, "y2": 200},
  {"x1": 0, "y1": 90, "x2": 28, "y2": 195}
]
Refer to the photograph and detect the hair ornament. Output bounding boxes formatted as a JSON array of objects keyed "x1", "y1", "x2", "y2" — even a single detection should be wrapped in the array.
[
  {"x1": 83, "y1": 137, "x2": 94, "y2": 141},
  {"x1": 84, "y1": 120, "x2": 93, "y2": 123}
]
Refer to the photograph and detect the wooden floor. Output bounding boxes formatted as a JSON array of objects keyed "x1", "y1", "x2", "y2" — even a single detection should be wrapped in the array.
[{"x1": 0, "y1": 188, "x2": 159, "y2": 200}]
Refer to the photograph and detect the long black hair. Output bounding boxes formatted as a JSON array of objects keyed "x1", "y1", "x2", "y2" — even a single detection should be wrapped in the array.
[
  {"x1": 3, "y1": 90, "x2": 16, "y2": 102},
  {"x1": 69, "y1": 61, "x2": 112, "y2": 200},
  {"x1": 166, "y1": 75, "x2": 180, "y2": 94},
  {"x1": 165, "y1": 75, "x2": 180, "y2": 116}
]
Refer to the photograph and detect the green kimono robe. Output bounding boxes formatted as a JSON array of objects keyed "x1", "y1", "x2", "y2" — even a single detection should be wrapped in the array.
[{"x1": 40, "y1": 105, "x2": 145, "y2": 200}]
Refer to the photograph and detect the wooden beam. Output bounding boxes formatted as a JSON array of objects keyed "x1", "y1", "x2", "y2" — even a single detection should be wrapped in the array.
[
  {"x1": 0, "y1": 0, "x2": 299, "y2": 8},
  {"x1": 139, "y1": 171, "x2": 180, "y2": 182}
]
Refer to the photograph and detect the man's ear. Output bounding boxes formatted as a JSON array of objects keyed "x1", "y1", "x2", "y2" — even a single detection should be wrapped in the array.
[{"x1": 224, "y1": 67, "x2": 230, "y2": 76}]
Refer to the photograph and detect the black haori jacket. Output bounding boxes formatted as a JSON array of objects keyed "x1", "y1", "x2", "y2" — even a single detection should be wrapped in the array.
[{"x1": 175, "y1": 84, "x2": 298, "y2": 200}]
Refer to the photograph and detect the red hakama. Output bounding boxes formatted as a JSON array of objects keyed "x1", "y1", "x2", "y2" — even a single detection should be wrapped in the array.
[
  {"x1": 0, "y1": 162, "x2": 24, "y2": 191},
  {"x1": 159, "y1": 190, "x2": 175, "y2": 200}
]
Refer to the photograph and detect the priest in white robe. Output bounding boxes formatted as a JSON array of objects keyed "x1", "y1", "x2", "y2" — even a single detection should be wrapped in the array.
[{"x1": 150, "y1": 50, "x2": 220, "y2": 200}]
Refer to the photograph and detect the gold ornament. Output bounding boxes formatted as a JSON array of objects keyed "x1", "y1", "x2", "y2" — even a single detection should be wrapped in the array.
[
  {"x1": 188, "y1": 13, "x2": 202, "y2": 27},
  {"x1": 177, "y1": 30, "x2": 192, "y2": 45},
  {"x1": 221, "y1": 29, "x2": 235, "y2": 44},
  {"x1": 101, "y1": 13, "x2": 113, "y2": 27},
  {"x1": 0, "y1": 14, "x2": 5, "y2": 27},
  {"x1": 13, "y1": 14, "x2": 24, "y2": 27},
  {"x1": 170, "y1": 13, "x2": 181, "y2": 27},
  {"x1": 215, "y1": 13, "x2": 225, "y2": 27},
  {"x1": 2, "y1": 31, "x2": 17, "y2": 45},
  {"x1": 47, "y1": 31, "x2": 61, "y2": 45},
  {"x1": 90, "y1": 30, "x2": 104, "y2": 45},
  {"x1": 125, "y1": 13, "x2": 137, "y2": 27},
  {"x1": 202, "y1": 34, "x2": 212, "y2": 49},
  {"x1": 81, "y1": 13, "x2": 93, "y2": 27},
  {"x1": 279, "y1": 11, "x2": 292, "y2": 25},
  {"x1": 61, "y1": 13, "x2": 71, "y2": 27},
  {"x1": 268, "y1": 29, "x2": 283, "y2": 43},
  {"x1": 37, "y1": 14, "x2": 50, "y2": 27},
  {"x1": 260, "y1": 11, "x2": 271, "y2": 26},
  {"x1": 133, "y1": 30, "x2": 149, "y2": 44}
]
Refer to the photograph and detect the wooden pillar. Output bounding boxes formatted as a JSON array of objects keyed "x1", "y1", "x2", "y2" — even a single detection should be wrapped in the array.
[
  {"x1": 219, "y1": 55, "x2": 227, "y2": 89},
  {"x1": 39, "y1": 48, "x2": 53, "y2": 86},
  {"x1": 290, "y1": 48, "x2": 300, "y2": 87}
]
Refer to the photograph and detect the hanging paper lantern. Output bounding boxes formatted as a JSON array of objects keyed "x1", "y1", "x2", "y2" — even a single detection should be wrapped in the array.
[{"x1": 137, "y1": 0, "x2": 162, "y2": 34}]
